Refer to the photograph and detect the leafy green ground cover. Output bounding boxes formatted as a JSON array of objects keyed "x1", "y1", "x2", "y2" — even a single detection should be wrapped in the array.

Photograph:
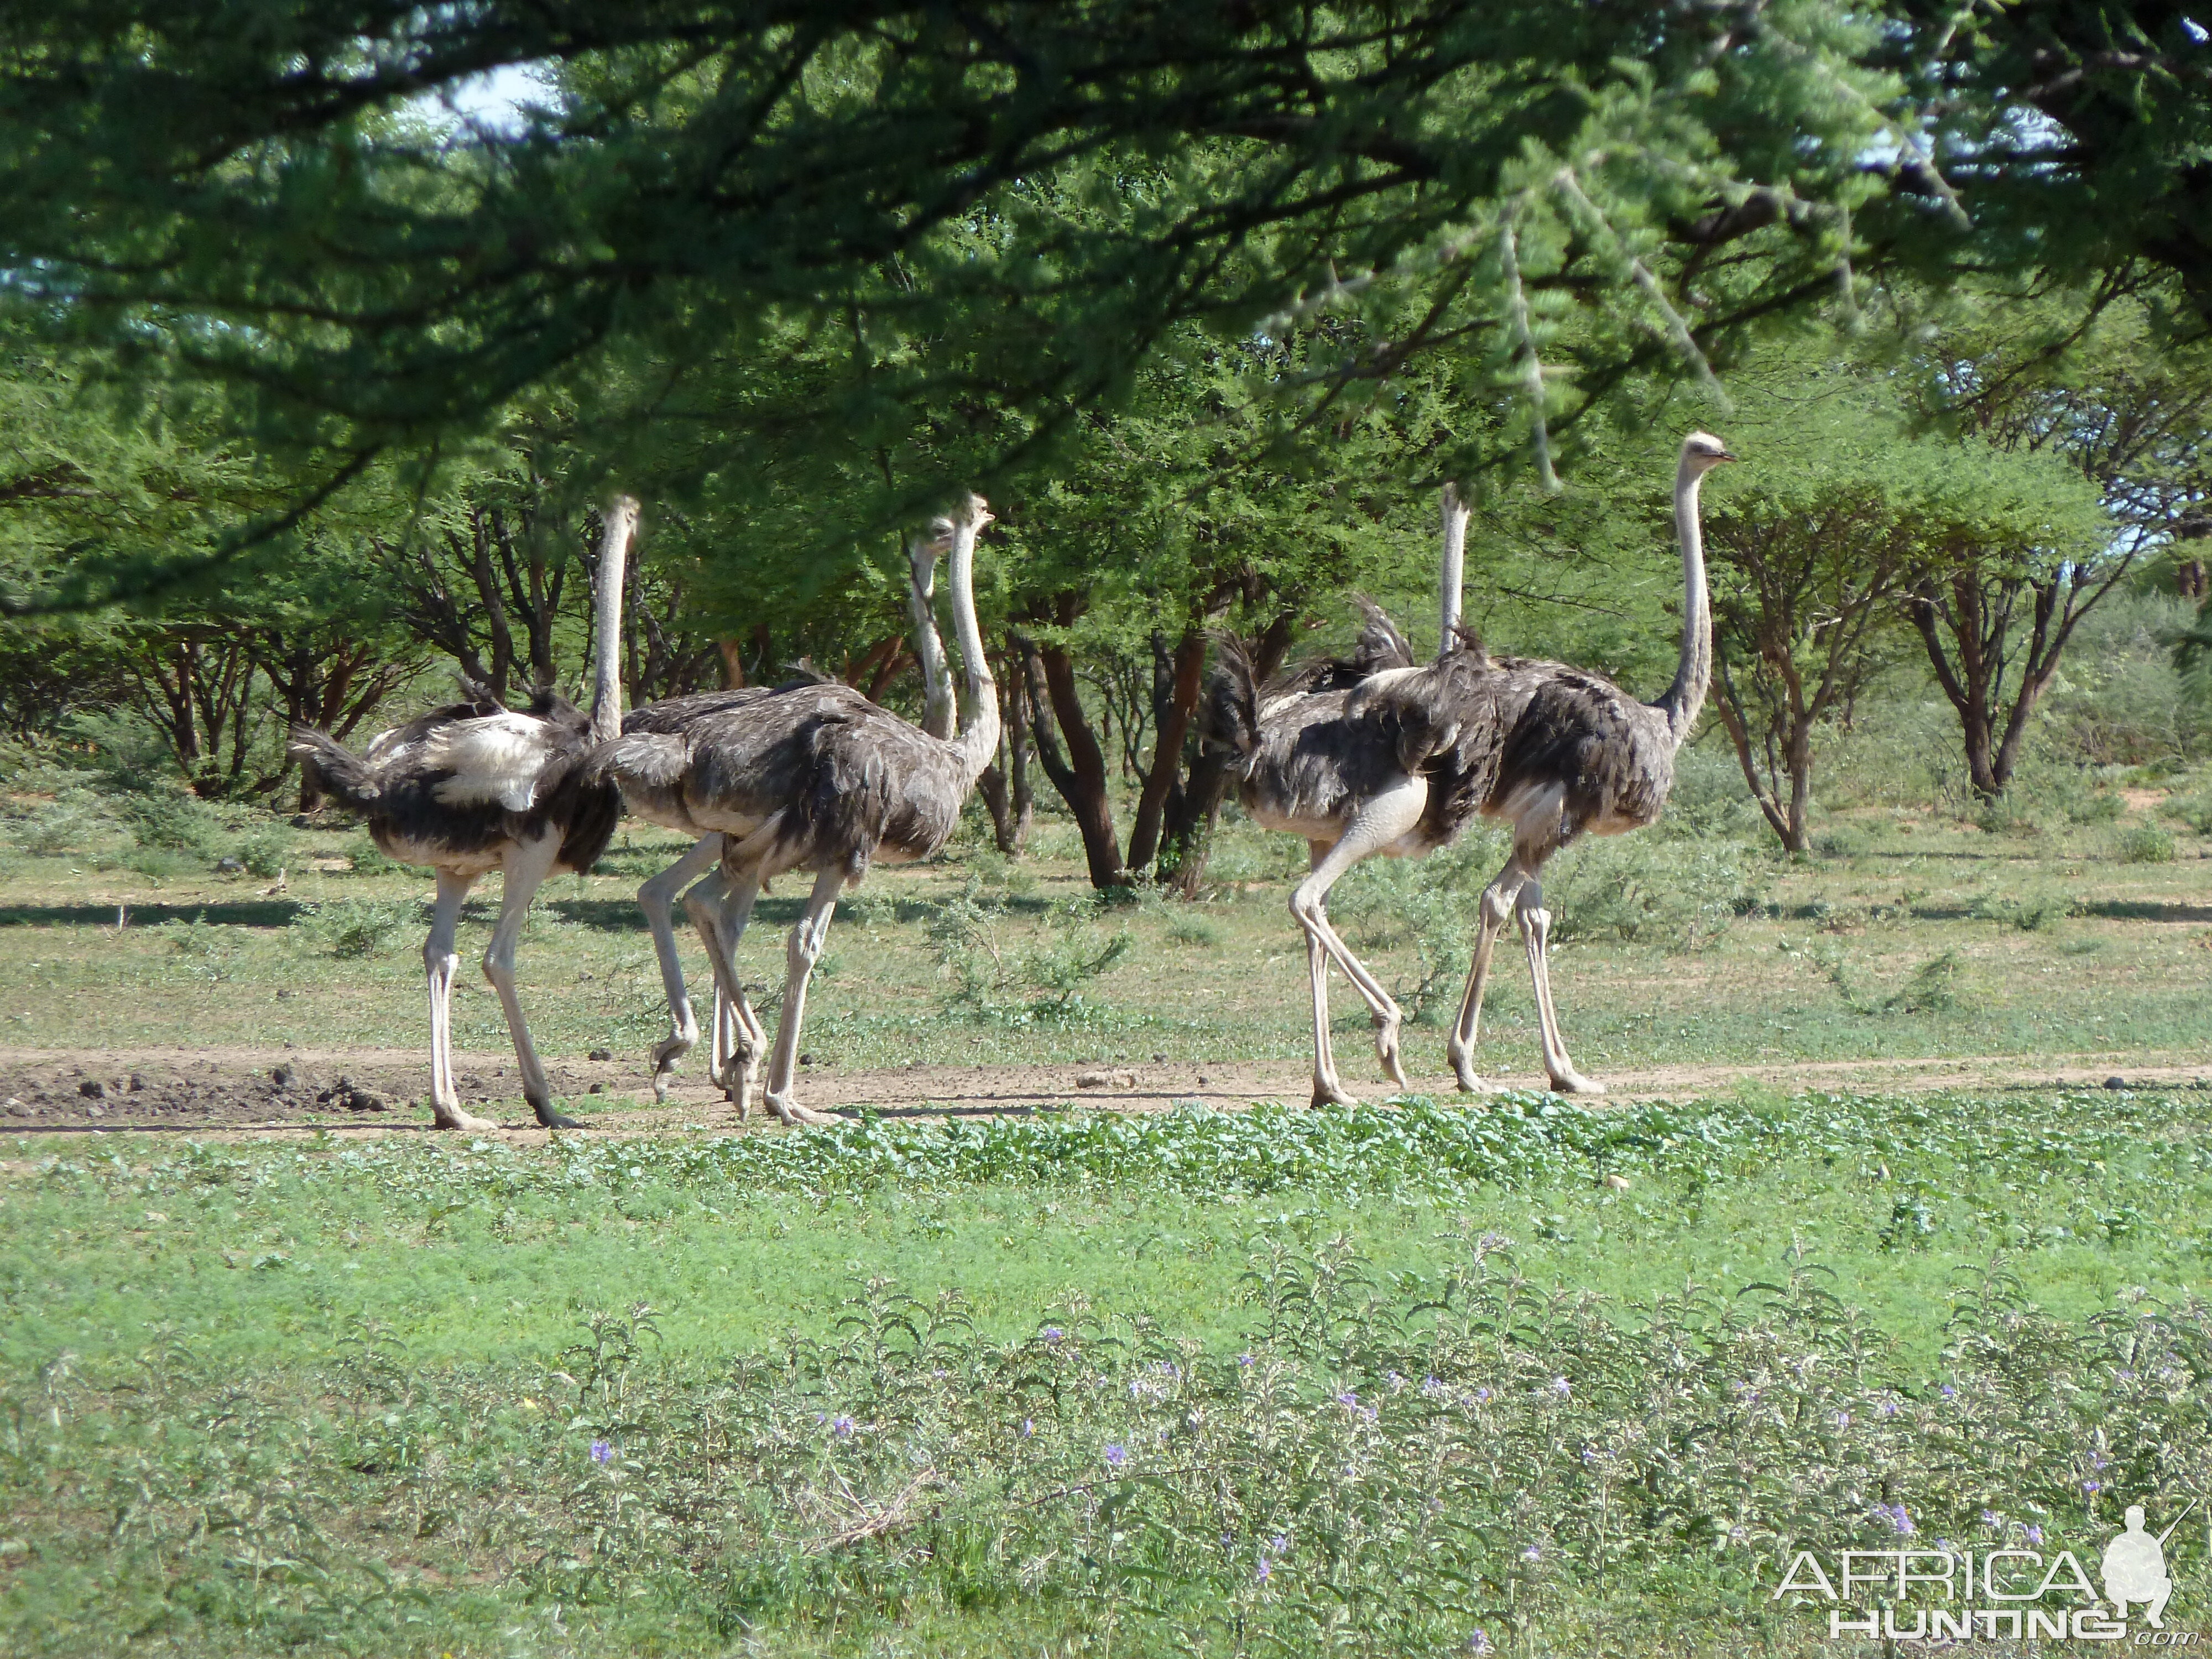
[
  {"x1": 6, "y1": 1087, "x2": 2210, "y2": 1655},
  {"x1": 1, "y1": 730, "x2": 2210, "y2": 1090}
]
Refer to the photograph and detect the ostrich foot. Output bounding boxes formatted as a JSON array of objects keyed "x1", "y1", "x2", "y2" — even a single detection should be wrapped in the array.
[
  {"x1": 1448, "y1": 1053, "x2": 1496, "y2": 1095},
  {"x1": 721, "y1": 1053, "x2": 760, "y2": 1121},
  {"x1": 528, "y1": 1091, "x2": 587, "y2": 1130},
  {"x1": 1372, "y1": 1012, "x2": 1407, "y2": 1087},
  {"x1": 763, "y1": 1090, "x2": 839, "y2": 1128},
  {"x1": 1546, "y1": 1068, "x2": 1606, "y2": 1097},
  {"x1": 648, "y1": 1035, "x2": 692, "y2": 1103},
  {"x1": 1311, "y1": 1080, "x2": 1360, "y2": 1109},
  {"x1": 431, "y1": 1104, "x2": 500, "y2": 1133}
]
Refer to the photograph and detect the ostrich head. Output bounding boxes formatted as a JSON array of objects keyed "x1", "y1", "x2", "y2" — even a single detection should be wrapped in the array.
[{"x1": 1681, "y1": 431, "x2": 1736, "y2": 472}]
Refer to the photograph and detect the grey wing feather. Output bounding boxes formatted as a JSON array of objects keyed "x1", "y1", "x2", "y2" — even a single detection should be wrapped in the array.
[
  {"x1": 1350, "y1": 596, "x2": 1415, "y2": 675},
  {"x1": 585, "y1": 730, "x2": 692, "y2": 792}
]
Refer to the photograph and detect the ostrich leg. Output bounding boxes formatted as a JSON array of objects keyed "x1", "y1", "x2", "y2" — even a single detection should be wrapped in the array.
[
  {"x1": 1287, "y1": 776, "x2": 1427, "y2": 1105},
  {"x1": 1446, "y1": 860, "x2": 1531, "y2": 1094},
  {"x1": 483, "y1": 832, "x2": 585, "y2": 1129},
  {"x1": 687, "y1": 865, "x2": 768, "y2": 1118},
  {"x1": 424, "y1": 869, "x2": 497, "y2": 1132},
  {"x1": 1518, "y1": 879, "x2": 1604, "y2": 1095},
  {"x1": 759, "y1": 865, "x2": 846, "y2": 1128},
  {"x1": 1304, "y1": 926, "x2": 1352, "y2": 1108},
  {"x1": 638, "y1": 833, "x2": 723, "y2": 1099}
]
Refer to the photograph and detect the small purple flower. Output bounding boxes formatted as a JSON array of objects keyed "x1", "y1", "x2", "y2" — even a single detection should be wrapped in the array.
[
  {"x1": 1876, "y1": 1395, "x2": 1901, "y2": 1418},
  {"x1": 1238, "y1": 1352, "x2": 1253, "y2": 1366},
  {"x1": 1832, "y1": 1411, "x2": 1851, "y2": 1430},
  {"x1": 1337, "y1": 1389, "x2": 1359, "y2": 1407},
  {"x1": 2026, "y1": 1524, "x2": 2044, "y2": 1545},
  {"x1": 1728, "y1": 1524, "x2": 1747, "y2": 1544},
  {"x1": 2084, "y1": 1480, "x2": 2101, "y2": 1494},
  {"x1": 1936, "y1": 1538, "x2": 1955, "y2": 1557},
  {"x1": 1104, "y1": 1443, "x2": 1128, "y2": 1468},
  {"x1": 1550, "y1": 1376, "x2": 1572, "y2": 1398},
  {"x1": 1521, "y1": 1543, "x2": 1542, "y2": 1563},
  {"x1": 1469, "y1": 1631, "x2": 1494, "y2": 1656},
  {"x1": 1255, "y1": 1557, "x2": 1271, "y2": 1582},
  {"x1": 1041, "y1": 1326, "x2": 1064, "y2": 1344},
  {"x1": 832, "y1": 1415, "x2": 854, "y2": 1438},
  {"x1": 1981, "y1": 1509, "x2": 2001, "y2": 1528},
  {"x1": 1270, "y1": 1533, "x2": 1287, "y2": 1553},
  {"x1": 1020, "y1": 1418, "x2": 1034, "y2": 1438},
  {"x1": 1939, "y1": 1383, "x2": 1957, "y2": 1400},
  {"x1": 1473, "y1": 1386, "x2": 1492, "y2": 1404},
  {"x1": 1871, "y1": 1503, "x2": 1914, "y2": 1536},
  {"x1": 1421, "y1": 1375, "x2": 1446, "y2": 1398},
  {"x1": 589, "y1": 1439, "x2": 612, "y2": 1465}
]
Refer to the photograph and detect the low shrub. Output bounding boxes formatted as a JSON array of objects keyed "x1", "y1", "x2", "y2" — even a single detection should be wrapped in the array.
[
  {"x1": 1545, "y1": 834, "x2": 1766, "y2": 950},
  {"x1": 1966, "y1": 888, "x2": 2072, "y2": 931},
  {"x1": 299, "y1": 897, "x2": 419, "y2": 958},
  {"x1": 2118, "y1": 824, "x2": 2178, "y2": 864},
  {"x1": 1165, "y1": 910, "x2": 1225, "y2": 948}
]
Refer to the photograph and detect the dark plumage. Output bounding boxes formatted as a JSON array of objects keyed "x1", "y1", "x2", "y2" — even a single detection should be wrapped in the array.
[
  {"x1": 283, "y1": 497, "x2": 642, "y2": 1131},
  {"x1": 1215, "y1": 436, "x2": 1735, "y2": 1104},
  {"x1": 591, "y1": 682, "x2": 972, "y2": 881},
  {"x1": 597, "y1": 494, "x2": 1001, "y2": 1125},
  {"x1": 296, "y1": 687, "x2": 620, "y2": 877}
]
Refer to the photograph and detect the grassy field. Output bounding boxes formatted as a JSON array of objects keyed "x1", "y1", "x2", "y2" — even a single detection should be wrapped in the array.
[
  {"x1": 4, "y1": 747, "x2": 2212, "y2": 1654},
  {"x1": 4, "y1": 1088, "x2": 2211, "y2": 1656},
  {"x1": 1, "y1": 747, "x2": 2210, "y2": 1087}
]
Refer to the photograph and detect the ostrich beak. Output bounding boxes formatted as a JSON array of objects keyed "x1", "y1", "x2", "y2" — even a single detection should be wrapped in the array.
[{"x1": 1716, "y1": 449, "x2": 1739, "y2": 463}]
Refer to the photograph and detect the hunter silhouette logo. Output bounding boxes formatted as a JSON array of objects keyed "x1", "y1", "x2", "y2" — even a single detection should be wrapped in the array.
[
  {"x1": 1772, "y1": 1495, "x2": 2202, "y2": 1642},
  {"x1": 2104, "y1": 1500, "x2": 2197, "y2": 1631}
]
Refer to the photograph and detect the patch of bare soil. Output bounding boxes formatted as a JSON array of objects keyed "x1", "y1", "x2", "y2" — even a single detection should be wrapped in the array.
[{"x1": 2, "y1": 1046, "x2": 2208, "y2": 1145}]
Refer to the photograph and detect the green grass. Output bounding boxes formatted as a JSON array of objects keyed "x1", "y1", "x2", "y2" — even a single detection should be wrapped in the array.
[
  {"x1": 5, "y1": 1087, "x2": 2211, "y2": 1655},
  {"x1": 4, "y1": 767, "x2": 2212, "y2": 1076},
  {"x1": 8, "y1": 754, "x2": 2212, "y2": 1653}
]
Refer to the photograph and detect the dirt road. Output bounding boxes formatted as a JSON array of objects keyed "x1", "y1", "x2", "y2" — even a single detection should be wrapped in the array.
[{"x1": 2, "y1": 1044, "x2": 2205, "y2": 1142}]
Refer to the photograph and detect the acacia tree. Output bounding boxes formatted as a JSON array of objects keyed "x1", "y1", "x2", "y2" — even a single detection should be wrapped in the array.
[
  {"x1": 1910, "y1": 289, "x2": 2207, "y2": 795},
  {"x1": 0, "y1": 338, "x2": 427, "y2": 794},
  {"x1": 1000, "y1": 327, "x2": 1464, "y2": 892},
  {"x1": 11, "y1": 1, "x2": 2171, "y2": 608},
  {"x1": 1703, "y1": 380, "x2": 2098, "y2": 849}
]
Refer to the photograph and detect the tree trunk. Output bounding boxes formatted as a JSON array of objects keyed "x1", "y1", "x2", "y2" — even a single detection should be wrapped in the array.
[
  {"x1": 1020, "y1": 637, "x2": 1126, "y2": 890},
  {"x1": 1007, "y1": 657, "x2": 1035, "y2": 848},
  {"x1": 718, "y1": 639, "x2": 747, "y2": 688},
  {"x1": 977, "y1": 653, "x2": 1035, "y2": 855},
  {"x1": 1160, "y1": 613, "x2": 1294, "y2": 894},
  {"x1": 1125, "y1": 627, "x2": 1206, "y2": 874},
  {"x1": 1712, "y1": 664, "x2": 1808, "y2": 852},
  {"x1": 1908, "y1": 556, "x2": 2132, "y2": 799},
  {"x1": 976, "y1": 762, "x2": 1015, "y2": 852}
]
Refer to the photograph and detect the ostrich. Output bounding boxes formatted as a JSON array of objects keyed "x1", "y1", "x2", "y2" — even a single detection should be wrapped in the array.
[
  {"x1": 593, "y1": 493, "x2": 1000, "y2": 1125},
  {"x1": 627, "y1": 525, "x2": 963, "y2": 1105},
  {"x1": 1212, "y1": 434, "x2": 1733, "y2": 1105},
  {"x1": 288, "y1": 497, "x2": 639, "y2": 1131}
]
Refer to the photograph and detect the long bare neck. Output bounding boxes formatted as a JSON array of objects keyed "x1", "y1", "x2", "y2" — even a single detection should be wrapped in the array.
[
  {"x1": 1658, "y1": 462, "x2": 1710, "y2": 748},
  {"x1": 944, "y1": 499, "x2": 1000, "y2": 783},
  {"x1": 906, "y1": 534, "x2": 955, "y2": 740},
  {"x1": 1438, "y1": 483, "x2": 1469, "y2": 658},
  {"x1": 589, "y1": 498, "x2": 637, "y2": 743}
]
